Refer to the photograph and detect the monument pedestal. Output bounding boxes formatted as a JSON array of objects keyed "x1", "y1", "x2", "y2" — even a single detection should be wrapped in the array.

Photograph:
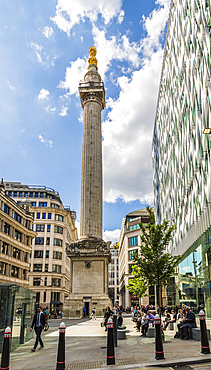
[{"x1": 64, "y1": 237, "x2": 112, "y2": 318}]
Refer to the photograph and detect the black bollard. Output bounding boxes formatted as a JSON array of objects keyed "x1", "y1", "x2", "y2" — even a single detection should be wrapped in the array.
[
  {"x1": 154, "y1": 314, "x2": 165, "y2": 360},
  {"x1": 1, "y1": 327, "x2": 11, "y2": 370},
  {"x1": 113, "y1": 314, "x2": 117, "y2": 347},
  {"x1": 199, "y1": 310, "x2": 210, "y2": 354},
  {"x1": 56, "y1": 322, "x2": 66, "y2": 370},
  {"x1": 107, "y1": 318, "x2": 115, "y2": 365}
]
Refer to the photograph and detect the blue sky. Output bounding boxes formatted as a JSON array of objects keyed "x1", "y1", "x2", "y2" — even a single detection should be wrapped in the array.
[{"x1": 0, "y1": 0, "x2": 170, "y2": 243}]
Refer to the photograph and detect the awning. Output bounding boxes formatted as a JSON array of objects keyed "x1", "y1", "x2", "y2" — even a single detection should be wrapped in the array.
[{"x1": 50, "y1": 301, "x2": 63, "y2": 305}]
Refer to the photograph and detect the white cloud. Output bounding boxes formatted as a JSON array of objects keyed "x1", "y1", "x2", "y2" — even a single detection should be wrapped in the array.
[
  {"x1": 38, "y1": 89, "x2": 50, "y2": 100},
  {"x1": 43, "y1": 26, "x2": 54, "y2": 38},
  {"x1": 7, "y1": 81, "x2": 16, "y2": 91},
  {"x1": 103, "y1": 229, "x2": 120, "y2": 244},
  {"x1": 58, "y1": 57, "x2": 87, "y2": 96},
  {"x1": 58, "y1": 0, "x2": 170, "y2": 203},
  {"x1": 38, "y1": 134, "x2": 53, "y2": 147},
  {"x1": 117, "y1": 9, "x2": 124, "y2": 24},
  {"x1": 51, "y1": 0, "x2": 123, "y2": 36},
  {"x1": 59, "y1": 106, "x2": 68, "y2": 116},
  {"x1": 30, "y1": 42, "x2": 58, "y2": 66},
  {"x1": 44, "y1": 105, "x2": 56, "y2": 113}
]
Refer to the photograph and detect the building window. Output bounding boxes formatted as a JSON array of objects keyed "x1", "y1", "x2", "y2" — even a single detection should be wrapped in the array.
[
  {"x1": 34, "y1": 250, "x2": 43, "y2": 258},
  {"x1": 35, "y1": 192, "x2": 38, "y2": 198},
  {"x1": 54, "y1": 226, "x2": 63, "y2": 234},
  {"x1": 14, "y1": 212, "x2": 21, "y2": 223},
  {"x1": 52, "y1": 278, "x2": 61, "y2": 287},
  {"x1": 46, "y1": 237, "x2": 50, "y2": 245},
  {"x1": 33, "y1": 264, "x2": 42, "y2": 272},
  {"x1": 11, "y1": 265, "x2": 19, "y2": 278},
  {"x1": 129, "y1": 224, "x2": 140, "y2": 231},
  {"x1": 46, "y1": 251, "x2": 49, "y2": 258},
  {"x1": 128, "y1": 236, "x2": 138, "y2": 247},
  {"x1": 37, "y1": 213, "x2": 40, "y2": 219},
  {"x1": 48, "y1": 213, "x2": 51, "y2": 219},
  {"x1": 42, "y1": 213, "x2": 46, "y2": 219},
  {"x1": 19, "y1": 192, "x2": 23, "y2": 197},
  {"x1": 4, "y1": 205, "x2": 9, "y2": 215},
  {"x1": 47, "y1": 225, "x2": 51, "y2": 232},
  {"x1": 0, "y1": 262, "x2": 7, "y2": 275},
  {"x1": 52, "y1": 264, "x2": 61, "y2": 273},
  {"x1": 44, "y1": 277, "x2": 47, "y2": 286},
  {"x1": 32, "y1": 213, "x2": 35, "y2": 218},
  {"x1": 4, "y1": 223, "x2": 10, "y2": 235},
  {"x1": 31, "y1": 202, "x2": 36, "y2": 207},
  {"x1": 13, "y1": 247, "x2": 21, "y2": 259},
  {"x1": 8, "y1": 191, "x2": 12, "y2": 197},
  {"x1": 35, "y1": 237, "x2": 44, "y2": 245},
  {"x1": 51, "y1": 203, "x2": 59, "y2": 208},
  {"x1": 53, "y1": 251, "x2": 62, "y2": 260},
  {"x1": 39, "y1": 202, "x2": 47, "y2": 207},
  {"x1": 51, "y1": 292, "x2": 60, "y2": 302},
  {"x1": 33, "y1": 278, "x2": 41, "y2": 286},
  {"x1": 24, "y1": 192, "x2": 28, "y2": 197},
  {"x1": 45, "y1": 264, "x2": 48, "y2": 272},
  {"x1": 15, "y1": 229, "x2": 22, "y2": 242},
  {"x1": 40, "y1": 192, "x2": 44, "y2": 198},
  {"x1": 17, "y1": 201, "x2": 20, "y2": 206},
  {"x1": 128, "y1": 249, "x2": 138, "y2": 260},
  {"x1": 43, "y1": 291, "x2": 46, "y2": 302},
  {"x1": 1, "y1": 243, "x2": 8, "y2": 254},
  {"x1": 13, "y1": 192, "x2": 17, "y2": 197},
  {"x1": 54, "y1": 239, "x2": 62, "y2": 247},
  {"x1": 36, "y1": 224, "x2": 45, "y2": 232},
  {"x1": 55, "y1": 214, "x2": 63, "y2": 222},
  {"x1": 29, "y1": 192, "x2": 33, "y2": 197}
]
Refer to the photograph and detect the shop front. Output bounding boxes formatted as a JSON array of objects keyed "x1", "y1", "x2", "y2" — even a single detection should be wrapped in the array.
[{"x1": 167, "y1": 226, "x2": 211, "y2": 318}]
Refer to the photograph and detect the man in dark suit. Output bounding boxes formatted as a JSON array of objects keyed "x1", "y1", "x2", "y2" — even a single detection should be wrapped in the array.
[
  {"x1": 180, "y1": 307, "x2": 196, "y2": 339},
  {"x1": 30, "y1": 307, "x2": 46, "y2": 351}
]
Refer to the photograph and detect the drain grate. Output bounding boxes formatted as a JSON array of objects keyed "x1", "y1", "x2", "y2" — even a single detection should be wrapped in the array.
[{"x1": 27, "y1": 357, "x2": 136, "y2": 370}]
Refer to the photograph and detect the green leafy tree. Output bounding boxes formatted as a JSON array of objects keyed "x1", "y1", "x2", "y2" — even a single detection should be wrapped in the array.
[
  {"x1": 133, "y1": 205, "x2": 181, "y2": 308},
  {"x1": 127, "y1": 265, "x2": 149, "y2": 300}
]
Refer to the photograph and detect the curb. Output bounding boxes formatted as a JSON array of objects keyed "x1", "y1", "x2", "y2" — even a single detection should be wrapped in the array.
[{"x1": 86, "y1": 355, "x2": 211, "y2": 370}]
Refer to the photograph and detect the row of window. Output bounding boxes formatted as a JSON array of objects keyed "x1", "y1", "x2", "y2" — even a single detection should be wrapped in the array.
[
  {"x1": 129, "y1": 224, "x2": 140, "y2": 231},
  {"x1": 4, "y1": 206, "x2": 31, "y2": 230},
  {"x1": 33, "y1": 264, "x2": 61, "y2": 273},
  {"x1": 0, "y1": 242, "x2": 28, "y2": 262},
  {"x1": 35, "y1": 225, "x2": 63, "y2": 234},
  {"x1": 35, "y1": 237, "x2": 62, "y2": 246},
  {"x1": 0, "y1": 262, "x2": 27, "y2": 279},
  {"x1": 32, "y1": 213, "x2": 64, "y2": 222},
  {"x1": 35, "y1": 291, "x2": 61, "y2": 304},
  {"x1": 34, "y1": 250, "x2": 62, "y2": 259},
  {"x1": 33, "y1": 277, "x2": 61, "y2": 287}
]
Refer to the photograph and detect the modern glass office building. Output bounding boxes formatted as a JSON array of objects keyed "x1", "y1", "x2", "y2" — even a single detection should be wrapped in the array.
[
  {"x1": 152, "y1": 0, "x2": 211, "y2": 315},
  {"x1": 0, "y1": 284, "x2": 36, "y2": 352}
]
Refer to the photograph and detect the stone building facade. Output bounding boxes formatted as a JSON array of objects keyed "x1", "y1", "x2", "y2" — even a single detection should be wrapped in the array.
[
  {"x1": 119, "y1": 209, "x2": 153, "y2": 308},
  {"x1": 4, "y1": 182, "x2": 77, "y2": 312},
  {"x1": 0, "y1": 181, "x2": 36, "y2": 287}
]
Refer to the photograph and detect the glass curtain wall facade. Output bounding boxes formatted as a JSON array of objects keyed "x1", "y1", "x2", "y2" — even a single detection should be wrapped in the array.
[{"x1": 153, "y1": 0, "x2": 211, "y2": 315}]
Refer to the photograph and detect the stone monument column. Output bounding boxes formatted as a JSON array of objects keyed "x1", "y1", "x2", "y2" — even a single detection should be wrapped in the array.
[
  {"x1": 79, "y1": 46, "x2": 105, "y2": 239},
  {"x1": 64, "y1": 47, "x2": 111, "y2": 318}
]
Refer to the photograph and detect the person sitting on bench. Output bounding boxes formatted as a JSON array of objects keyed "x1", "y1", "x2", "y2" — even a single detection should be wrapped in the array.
[
  {"x1": 180, "y1": 307, "x2": 196, "y2": 340},
  {"x1": 163, "y1": 310, "x2": 176, "y2": 330}
]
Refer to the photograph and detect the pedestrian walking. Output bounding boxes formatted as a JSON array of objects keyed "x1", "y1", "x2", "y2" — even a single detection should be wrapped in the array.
[
  {"x1": 30, "y1": 307, "x2": 46, "y2": 352},
  {"x1": 83, "y1": 306, "x2": 86, "y2": 317},
  {"x1": 91, "y1": 307, "x2": 96, "y2": 320}
]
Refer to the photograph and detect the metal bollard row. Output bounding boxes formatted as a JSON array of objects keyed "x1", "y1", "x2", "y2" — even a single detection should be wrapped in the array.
[{"x1": 107, "y1": 318, "x2": 115, "y2": 365}]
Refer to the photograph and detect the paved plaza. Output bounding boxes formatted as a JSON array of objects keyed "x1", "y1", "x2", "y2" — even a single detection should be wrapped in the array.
[{"x1": 9, "y1": 316, "x2": 211, "y2": 370}]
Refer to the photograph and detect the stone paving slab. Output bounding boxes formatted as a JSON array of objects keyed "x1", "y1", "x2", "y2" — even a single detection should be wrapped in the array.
[{"x1": 9, "y1": 317, "x2": 211, "y2": 370}]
